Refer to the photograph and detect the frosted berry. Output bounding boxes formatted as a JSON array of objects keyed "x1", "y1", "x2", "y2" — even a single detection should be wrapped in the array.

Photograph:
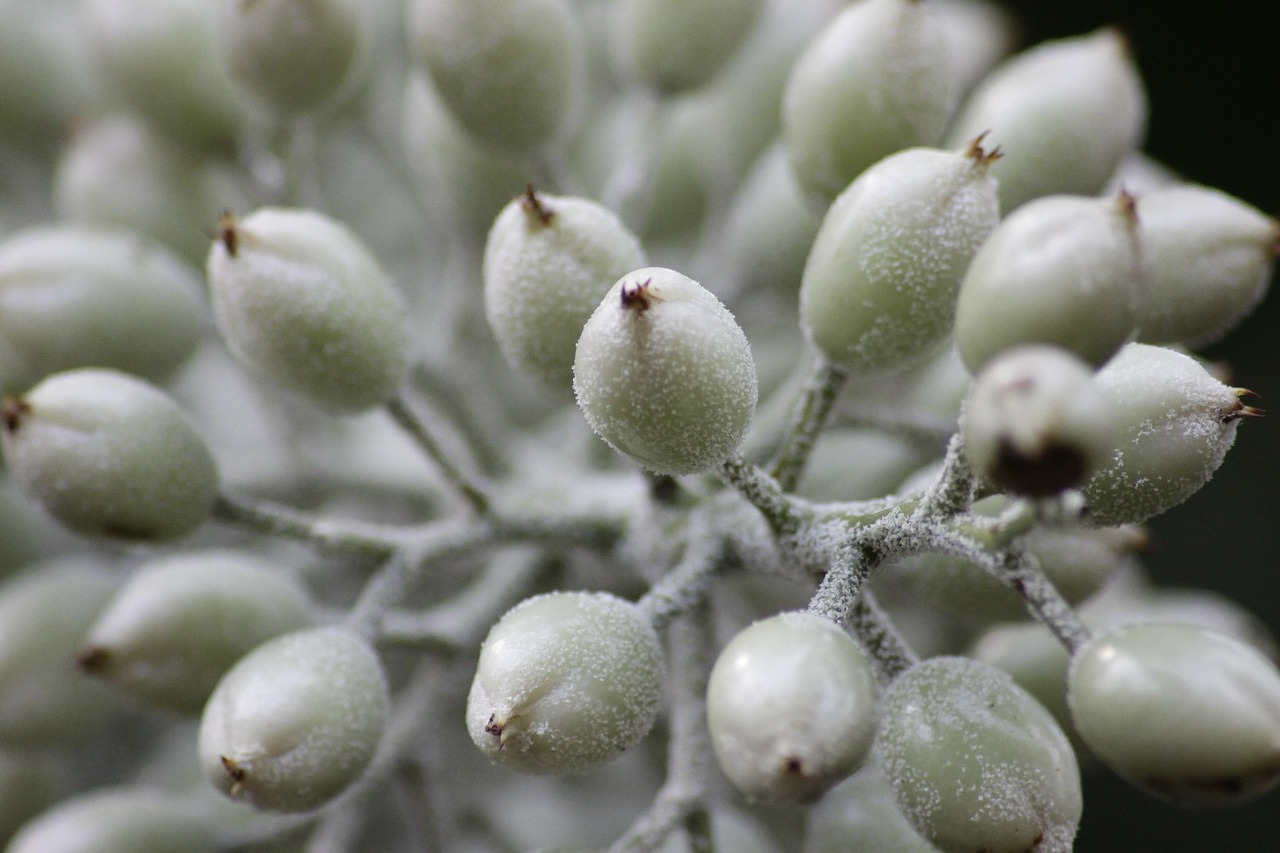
[{"x1": 614, "y1": 0, "x2": 763, "y2": 93}]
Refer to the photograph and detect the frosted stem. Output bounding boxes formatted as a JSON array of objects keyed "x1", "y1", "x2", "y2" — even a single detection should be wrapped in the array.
[
  {"x1": 768, "y1": 355, "x2": 849, "y2": 492},
  {"x1": 384, "y1": 394, "x2": 491, "y2": 515}
]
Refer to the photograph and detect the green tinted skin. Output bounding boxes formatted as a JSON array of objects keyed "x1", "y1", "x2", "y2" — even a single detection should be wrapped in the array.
[
  {"x1": 1, "y1": 368, "x2": 219, "y2": 542},
  {"x1": 574, "y1": 267, "x2": 758, "y2": 476},
  {"x1": 616, "y1": 0, "x2": 763, "y2": 93},
  {"x1": 799, "y1": 144, "x2": 999, "y2": 373},
  {"x1": 80, "y1": 550, "x2": 316, "y2": 715},
  {"x1": 483, "y1": 189, "x2": 647, "y2": 398},
  {"x1": 406, "y1": 0, "x2": 581, "y2": 151},
  {"x1": 0, "y1": 224, "x2": 205, "y2": 388},
  {"x1": 199, "y1": 627, "x2": 389, "y2": 813},
  {"x1": 7, "y1": 788, "x2": 219, "y2": 853},
  {"x1": 466, "y1": 591, "x2": 664, "y2": 774},
  {"x1": 1069, "y1": 624, "x2": 1280, "y2": 805},
  {"x1": 875, "y1": 657, "x2": 1082, "y2": 853},
  {"x1": 206, "y1": 208, "x2": 409, "y2": 415}
]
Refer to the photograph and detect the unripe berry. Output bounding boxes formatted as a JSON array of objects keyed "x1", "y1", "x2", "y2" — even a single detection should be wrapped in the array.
[
  {"x1": 800, "y1": 142, "x2": 1000, "y2": 373},
  {"x1": 954, "y1": 194, "x2": 1142, "y2": 372},
  {"x1": 0, "y1": 558, "x2": 125, "y2": 746},
  {"x1": 1068, "y1": 623, "x2": 1280, "y2": 805},
  {"x1": 782, "y1": 0, "x2": 955, "y2": 207},
  {"x1": 217, "y1": 0, "x2": 363, "y2": 116},
  {"x1": 613, "y1": 0, "x2": 763, "y2": 93},
  {"x1": 805, "y1": 763, "x2": 938, "y2": 853},
  {"x1": 199, "y1": 626, "x2": 389, "y2": 812},
  {"x1": 945, "y1": 29, "x2": 1147, "y2": 212},
  {"x1": 574, "y1": 268, "x2": 758, "y2": 476},
  {"x1": 483, "y1": 188, "x2": 646, "y2": 397},
  {"x1": 0, "y1": 224, "x2": 204, "y2": 388},
  {"x1": 1, "y1": 368, "x2": 219, "y2": 542},
  {"x1": 875, "y1": 657, "x2": 1082, "y2": 853},
  {"x1": 405, "y1": 0, "x2": 583, "y2": 151},
  {"x1": 706, "y1": 612, "x2": 879, "y2": 802},
  {"x1": 79, "y1": 550, "x2": 316, "y2": 715},
  {"x1": 7, "y1": 787, "x2": 218, "y2": 853},
  {"x1": 466, "y1": 591, "x2": 664, "y2": 774},
  {"x1": 1082, "y1": 343, "x2": 1257, "y2": 525},
  {"x1": 962, "y1": 345, "x2": 1117, "y2": 497},
  {"x1": 84, "y1": 0, "x2": 248, "y2": 151},
  {"x1": 1135, "y1": 184, "x2": 1277, "y2": 347},
  {"x1": 206, "y1": 208, "x2": 409, "y2": 414}
]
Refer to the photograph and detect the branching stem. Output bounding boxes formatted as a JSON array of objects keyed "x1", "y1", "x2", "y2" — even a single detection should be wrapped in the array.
[{"x1": 768, "y1": 355, "x2": 849, "y2": 492}]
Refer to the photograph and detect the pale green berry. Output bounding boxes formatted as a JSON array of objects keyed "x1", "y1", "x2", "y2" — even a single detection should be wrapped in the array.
[
  {"x1": 954, "y1": 194, "x2": 1142, "y2": 372},
  {"x1": 54, "y1": 116, "x2": 244, "y2": 266},
  {"x1": 405, "y1": 0, "x2": 583, "y2": 151},
  {"x1": 706, "y1": 612, "x2": 879, "y2": 803},
  {"x1": 961, "y1": 345, "x2": 1117, "y2": 496},
  {"x1": 932, "y1": 0, "x2": 1017, "y2": 97},
  {"x1": 0, "y1": 0, "x2": 90, "y2": 145},
  {"x1": 945, "y1": 29, "x2": 1147, "y2": 212},
  {"x1": 805, "y1": 763, "x2": 939, "y2": 853},
  {"x1": 0, "y1": 557, "x2": 125, "y2": 746},
  {"x1": 1082, "y1": 343, "x2": 1256, "y2": 526},
  {"x1": 1068, "y1": 623, "x2": 1280, "y2": 805},
  {"x1": 84, "y1": 0, "x2": 248, "y2": 151},
  {"x1": 0, "y1": 752, "x2": 58, "y2": 842},
  {"x1": 800, "y1": 142, "x2": 999, "y2": 373},
  {"x1": 217, "y1": 0, "x2": 363, "y2": 116},
  {"x1": 613, "y1": 0, "x2": 763, "y2": 93},
  {"x1": 79, "y1": 550, "x2": 316, "y2": 715},
  {"x1": 782, "y1": 0, "x2": 956, "y2": 207},
  {"x1": 573, "y1": 268, "x2": 758, "y2": 476},
  {"x1": 466, "y1": 591, "x2": 664, "y2": 774},
  {"x1": 199, "y1": 626, "x2": 389, "y2": 812},
  {"x1": 0, "y1": 224, "x2": 205, "y2": 388},
  {"x1": 7, "y1": 787, "x2": 218, "y2": 853},
  {"x1": 206, "y1": 208, "x2": 409, "y2": 414},
  {"x1": 875, "y1": 657, "x2": 1081, "y2": 853},
  {"x1": 1, "y1": 368, "x2": 219, "y2": 542},
  {"x1": 483, "y1": 188, "x2": 646, "y2": 397},
  {"x1": 1135, "y1": 184, "x2": 1278, "y2": 347}
]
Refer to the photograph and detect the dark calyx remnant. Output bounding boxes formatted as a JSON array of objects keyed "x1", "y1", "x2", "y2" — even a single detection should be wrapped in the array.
[
  {"x1": 2, "y1": 396, "x2": 30, "y2": 433},
  {"x1": 520, "y1": 184, "x2": 556, "y2": 227},
  {"x1": 620, "y1": 278, "x2": 662, "y2": 313}
]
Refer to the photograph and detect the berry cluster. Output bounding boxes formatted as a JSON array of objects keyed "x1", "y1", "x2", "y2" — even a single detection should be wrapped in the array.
[{"x1": 0, "y1": 1, "x2": 1275, "y2": 851}]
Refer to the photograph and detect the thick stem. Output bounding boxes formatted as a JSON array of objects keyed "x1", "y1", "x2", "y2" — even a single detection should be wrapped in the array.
[
  {"x1": 718, "y1": 455, "x2": 810, "y2": 538},
  {"x1": 384, "y1": 395, "x2": 491, "y2": 515},
  {"x1": 806, "y1": 543, "x2": 872, "y2": 625},
  {"x1": 768, "y1": 356, "x2": 849, "y2": 492}
]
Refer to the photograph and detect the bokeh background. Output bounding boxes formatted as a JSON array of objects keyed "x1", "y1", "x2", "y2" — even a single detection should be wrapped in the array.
[{"x1": 998, "y1": 2, "x2": 1280, "y2": 849}]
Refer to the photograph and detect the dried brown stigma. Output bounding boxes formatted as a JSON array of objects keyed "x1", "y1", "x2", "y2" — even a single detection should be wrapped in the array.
[
  {"x1": 620, "y1": 277, "x2": 661, "y2": 313},
  {"x1": 2, "y1": 396, "x2": 30, "y2": 433},
  {"x1": 218, "y1": 211, "x2": 241, "y2": 258},
  {"x1": 519, "y1": 184, "x2": 555, "y2": 226}
]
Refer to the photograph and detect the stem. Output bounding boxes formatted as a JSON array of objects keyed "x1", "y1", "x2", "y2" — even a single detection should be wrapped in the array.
[
  {"x1": 998, "y1": 549, "x2": 1092, "y2": 654},
  {"x1": 848, "y1": 590, "x2": 918, "y2": 682},
  {"x1": 806, "y1": 544, "x2": 871, "y2": 625},
  {"x1": 915, "y1": 431, "x2": 977, "y2": 518},
  {"x1": 211, "y1": 492, "x2": 403, "y2": 558},
  {"x1": 768, "y1": 356, "x2": 849, "y2": 492},
  {"x1": 609, "y1": 608, "x2": 714, "y2": 853},
  {"x1": 384, "y1": 395, "x2": 490, "y2": 514},
  {"x1": 638, "y1": 534, "x2": 723, "y2": 630},
  {"x1": 718, "y1": 455, "x2": 810, "y2": 537}
]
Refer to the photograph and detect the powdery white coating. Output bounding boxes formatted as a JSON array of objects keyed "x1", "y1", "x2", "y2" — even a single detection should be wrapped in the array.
[
  {"x1": 0, "y1": 559, "x2": 123, "y2": 746},
  {"x1": 1, "y1": 368, "x2": 218, "y2": 541},
  {"x1": 466, "y1": 591, "x2": 664, "y2": 774},
  {"x1": 954, "y1": 195, "x2": 1141, "y2": 373},
  {"x1": 82, "y1": 550, "x2": 316, "y2": 715},
  {"x1": 1068, "y1": 623, "x2": 1280, "y2": 805},
  {"x1": 800, "y1": 146, "x2": 999, "y2": 373},
  {"x1": 206, "y1": 207, "x2": 409, "y2": 414},
  {"x1": 1082, "y1": 343, "x2": 1242, "y2": 526},
  {"x1": 83, "y1": 0, "x2": 248, "y2": 151},
  {"x1": 218, "y1": 0, "x2": 362, "y2": 115},
  {"x1": 483, "y1": 192, "x2": 646, "y2": 397},
  {"x1": 782, "y1": 0, "x2": 955, "y2": 207},
  {"x1": 7, "y1": 787, "x2": 218, "y2": 853},
  {"x1": 614, "y1": 0, "x2": 764, "y2": 93},
  {"x1": 405, "y1": 0, "x2": 582, "y2": 151},
  {"x1": 1135, "y1": 184, "x2": 1277, "y2": 347},
  {"x1": 0, "y1": 224, "x2": 204, "y2": 388},
  {"x1": 804, "y1": 763, "x2": 939, "y2": 853},
  {"x1": 875, "y1": 657, "x2": 1081, "y2": 853},
  {"x1": 945, "y1": 29, "x2": 1147, "y2": 213},
  {"x1": 573, "y1": 267, "x2": 758, "y2": 476},
  {"x1": 198, "y1": 626, "x2": 389, "y2": 812},
  {"x1": 962, "y1": 345, "x2": 1117, "y2": 496},
  {"x1": 706, "y1": 611, "x2": 879, "y2": 802}
]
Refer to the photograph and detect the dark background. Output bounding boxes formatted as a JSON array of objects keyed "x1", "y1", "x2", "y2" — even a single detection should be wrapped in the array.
[{"x1": 996, "y1": 2, "x2": 1280, "y2": 849}]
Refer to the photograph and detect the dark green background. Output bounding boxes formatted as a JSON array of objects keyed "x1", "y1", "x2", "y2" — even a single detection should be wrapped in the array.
[{"x1": 998, "y1": 3, "x2": 1280, "y2": 850}]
